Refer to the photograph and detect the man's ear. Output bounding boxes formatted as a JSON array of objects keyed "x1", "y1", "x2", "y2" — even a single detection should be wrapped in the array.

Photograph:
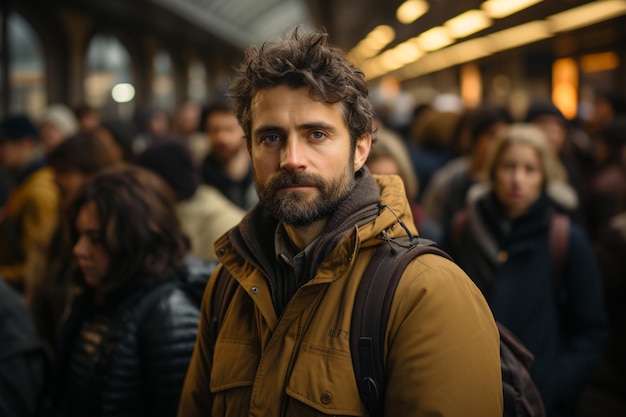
[{"x1": 353, "y1": 132, "x2": 372, "y2": 171}]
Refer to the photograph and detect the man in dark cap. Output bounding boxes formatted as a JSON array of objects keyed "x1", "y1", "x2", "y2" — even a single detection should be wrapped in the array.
[{"x1": 0, "y1": 114, "x2": 59, "y2": 293}]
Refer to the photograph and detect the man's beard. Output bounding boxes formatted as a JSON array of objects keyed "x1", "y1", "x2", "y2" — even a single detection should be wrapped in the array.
[{"x1": 255, "y1": 164, "x2": 355, "y2": 226}]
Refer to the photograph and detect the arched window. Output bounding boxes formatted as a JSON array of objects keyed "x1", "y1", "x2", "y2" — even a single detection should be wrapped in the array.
[
  {"x1": 152, "y1": 51, "x2": 174, "y2": 112},
  {"x1": 85, "y1": 34, "x2": 133, "y2": 118},
  {"x1": 7, "y1": 12, "x2": 46, "y2": 117},
  {"x1": 188, "y1": 59, "x2": 207, "y2": 103}
]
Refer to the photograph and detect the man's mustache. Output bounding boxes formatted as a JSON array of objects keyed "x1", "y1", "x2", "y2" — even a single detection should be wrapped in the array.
[{"x1": 269, "y1": 172, "x2": 325, "y2": 189}]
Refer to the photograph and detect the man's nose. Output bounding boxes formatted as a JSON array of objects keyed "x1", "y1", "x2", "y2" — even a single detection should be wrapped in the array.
[{"x1": 280, "y1": 137, "x2": 306, "y2": 171}]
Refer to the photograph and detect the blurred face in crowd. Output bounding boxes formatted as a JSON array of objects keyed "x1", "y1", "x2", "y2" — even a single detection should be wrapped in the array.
[
  {"x1": 206, "y1": 110, "x2": 245, "y2": 160},
  {"x1": 367, "y1": 156, "x2": 399, "y2": 177},
  {"x1": 532, "y1": 115, "x2": 566, "y2": 154},
  {"x1": 175, "y1": 102, "x2": 201, "y2": 136},
  {"x1": 73, "y1": 201, "x2": 111, "y2": 291},
  {"x1": 148, "y1": 111, "x2": 170, "y2": 135},
  {"x1": 39, "y1": 121, "x2": 67, "y2": 154},
  {"x1": 55, "y1": 169, "x2": 88, "y2": 208},
  {"x1": 471, "y1": 122, "x2": 510, "y2": 176},
  {"x1": 249, "y1": 86, "x2": 370, "y2": 229},
  {"x1": 78, "y1": 110, "x2": 101, "y2": 132},
  {"x1": 494, "y1": 143, "x2": 544, "y2": 219},
  {"x1": 0, "y1": 139, "x2": 31, "y2": 172}
]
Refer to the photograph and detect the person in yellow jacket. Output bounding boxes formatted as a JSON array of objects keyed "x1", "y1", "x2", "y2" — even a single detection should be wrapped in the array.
[
  {"x1": 178, "y1": 29, "x2": 503, "y2": 417},
  {"x1": 0, "y1": 115, "x2": 59, "y2": 293}
]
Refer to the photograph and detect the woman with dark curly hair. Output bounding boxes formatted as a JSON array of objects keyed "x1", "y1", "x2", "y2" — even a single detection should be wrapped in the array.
[{"x1": 51, "y1": 165, "x2": 202, "y2": 417}]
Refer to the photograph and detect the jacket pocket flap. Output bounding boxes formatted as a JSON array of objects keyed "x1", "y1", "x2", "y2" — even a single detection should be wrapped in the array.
[
  {"x1": 210, "y1": 339, "x2": 259, "y2": 392},
  {"x1": 286, "y1": 342, "x2": 363, "y2": 415}
]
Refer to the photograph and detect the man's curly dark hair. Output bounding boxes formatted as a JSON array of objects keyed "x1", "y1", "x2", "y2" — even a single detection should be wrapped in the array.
[{"x1": 228, "y1": 28, "x2": 375, "y2": 148}]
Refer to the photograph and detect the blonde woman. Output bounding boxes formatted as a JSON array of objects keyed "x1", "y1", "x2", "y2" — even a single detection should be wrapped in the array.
[{"x1": 442, "y1": 123, "x2": 608, "y2": 417}]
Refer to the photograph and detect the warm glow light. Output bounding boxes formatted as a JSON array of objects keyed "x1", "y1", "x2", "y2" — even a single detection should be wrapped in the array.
[
  {"x1": 444, "y1": 9, "x2": 492, "y2": 39},
  {"x1": 482, "y1": 0, "x2": 543, "y2": 19},
  {"x1": 111, "y1": 83, "x2": 135, "y2": 103},
  {"x1": 442, "y1": 38, "x2": 493, "y2": 66},
  {"x1": 486, "y1": 20, "x2": 552, "y2": 52},
  {"x1": 461, "y1": 63, "x2": 482, "y2": 108},
  {"x1": 552, "y1": 58, "x2": 578, "y2": 120},
  {"x1": 367, "y1": 25, "x2": 396, "y2": 49},
  {"x1": 397, "y1": 0, "x2": 429, "y2": 24},
  {"x1": 379, "y1": 49, "x2": 405, "y2": 73},
  {"x1": 362, "y1": 60, "x2": 384, "y2": 80},
  {"x1": 347, "y1": 25, "x2": 395, "y2": 64},
  {"x1": 363, "y1": 0, "x2": 626, "y2": 82},
  {"x1": 393, "y1": 40, "x2": 424, "y2": 64},
  {"x1": 580, "y1": 51, "x2": 620, "y2": 73},
  {"x1": 548, "y1": 0, "x2": 626, "y2": 33},
  {"x1": 417, "y1": 26, "x2": 453, "y2": 51}
]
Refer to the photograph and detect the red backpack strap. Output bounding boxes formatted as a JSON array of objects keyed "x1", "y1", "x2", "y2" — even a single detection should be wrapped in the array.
[
  {"x1": 450, "y1": 209, "x2": 469, "y2": 247},
  {"x1": 549, "y1": 212, "x2": 570, "y2": 283}
]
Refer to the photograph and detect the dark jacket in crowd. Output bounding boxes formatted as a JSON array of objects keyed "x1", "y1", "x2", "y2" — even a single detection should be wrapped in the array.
[
  {"x1": 442, "y1": 188, "x2": 608, "y2": 417},
  {"x1": 578, "y1": 212, "x2": 626, "y2": 417},
  {"x1": 0, "y1": 278, "x2": 49, "y2": 417},
  {"x1": 52, "y1": 257, "x2": 214, "y2": 417}
]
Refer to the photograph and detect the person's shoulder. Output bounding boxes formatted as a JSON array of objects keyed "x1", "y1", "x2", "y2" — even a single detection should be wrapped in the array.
[
  {"x1": 137, "y1": 277, "x2": 202, "y2": 326},
  {"x1": 194, "y1": 184, "x2": 246, "y2": 212},
  {"x1": 0, "y1": 280, "x2": 42, "y2": 355},
  {"x1": 397, "y1": 250, "x2": 484, "y2": 301},
  {"x1": 21, "y1": 166, "x2": 58, "y2": 198},
  {"x1": 389, "y1": 246, "x2": 496, "y2": 336},
  {"x1": 0, "y1": 279, "x2": 30, "y2": 322}
]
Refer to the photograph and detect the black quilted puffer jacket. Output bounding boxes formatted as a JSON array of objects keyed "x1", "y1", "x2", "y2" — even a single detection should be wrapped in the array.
[{"x1": 52, "y1": 256, "x2": 215, "y2": 417}]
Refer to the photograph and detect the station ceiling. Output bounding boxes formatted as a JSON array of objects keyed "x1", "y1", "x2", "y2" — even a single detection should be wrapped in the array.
[
  {"x1": 142, "y1": 0, "x2": 620, "y2": 51},
  {"x1": 57, "y1": 0, "x2": 626, "y2": 81}
]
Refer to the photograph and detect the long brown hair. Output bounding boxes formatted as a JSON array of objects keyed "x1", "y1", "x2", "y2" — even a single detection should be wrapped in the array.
[{"x1": 69, "y1": 165, "x2": 189, "y2": 297}]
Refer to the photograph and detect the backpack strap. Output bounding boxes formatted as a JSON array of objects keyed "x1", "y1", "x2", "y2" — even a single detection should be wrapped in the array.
[
  {"x1": 351, "y1": 236, "x2": 452, "y2": 417},
  {"x1": 450, "y1": 209, "x2": 469, "y2": 247}
]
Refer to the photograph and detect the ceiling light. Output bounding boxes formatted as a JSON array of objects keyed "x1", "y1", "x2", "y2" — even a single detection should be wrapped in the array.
[
  {"x1": 366, "y1": 25, "x2": 396, "y2": 49},
  {"x1": 347, "y1": 25, "x2": 395, "y2": 63},
  {"x1": 416, "y1": 26, "x2": 453, "y2": 51},
  {"x1": 579, "y1": 51, "x2": 619, "y2": 73},
  {"x1": 486, "y1": 20, "x2": 552, "y2": 52},
  {"x1": 482, "y1": 0, "x2": 543, "y2": 19},
  {"x1": 393, "y1": 41, "x2": 424, "y2": 64},
  {"x1": 111, "y1": 83, "x2": 136, "y2": 103},
  {"x1": 440, "y1": 37, "x2": 493, "y2": 66},
  {"x1": 444, "y1": 9, "x2": 492, "y2": 38},
  {"x1": 379, "y1": 50, "x2": 405, "y2": 72},
  {"x1": 548, "y1": 0, "x2": 626, "y2": 33},
  {"x1": 397, "y1": 0, "x2": 429, "y2": 24}
]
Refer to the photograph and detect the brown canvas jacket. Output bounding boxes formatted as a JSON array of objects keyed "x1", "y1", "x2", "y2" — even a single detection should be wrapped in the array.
[{"x1": 178, "y1": 173, "x2": 503, "y2": 417}]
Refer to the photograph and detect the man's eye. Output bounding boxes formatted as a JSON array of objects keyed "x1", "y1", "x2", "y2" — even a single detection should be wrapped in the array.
[
  {"x1": 311, "y1": 131, "x2": 325, "y2": 140},
  {"x1": 263, "y1": 134, "x2": 280, "y2": 143}
]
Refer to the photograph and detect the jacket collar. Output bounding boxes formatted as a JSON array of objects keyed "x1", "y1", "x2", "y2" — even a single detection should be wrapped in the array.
[{"x1": 217, "y1": 169, "x2": 416, "y2": 281}]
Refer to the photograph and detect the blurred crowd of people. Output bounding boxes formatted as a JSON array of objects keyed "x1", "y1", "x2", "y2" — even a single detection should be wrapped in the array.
[{"x1": 0, "y1": 85, "x2": 624, "y2": 416}]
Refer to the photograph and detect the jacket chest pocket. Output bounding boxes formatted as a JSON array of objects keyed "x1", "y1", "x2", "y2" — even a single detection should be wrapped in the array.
[
  {"x1": 285, "y1": 342, "x2": 364, "y2": 417},
  {"x1": 210, "y1": 338, "x2": 258, "y2": 416}
]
